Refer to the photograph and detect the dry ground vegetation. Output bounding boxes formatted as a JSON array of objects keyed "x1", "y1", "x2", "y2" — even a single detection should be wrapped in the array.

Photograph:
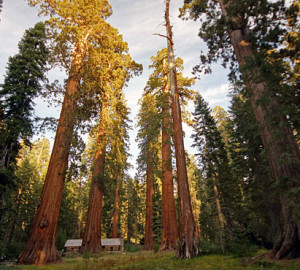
[{"x1": 1, "y1": 251, "x2": 300, "y2": 270}]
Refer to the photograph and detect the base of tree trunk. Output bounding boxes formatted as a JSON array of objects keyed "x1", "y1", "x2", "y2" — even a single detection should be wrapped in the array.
[
  {"x1": 80, "y1": 244, "x2": 103, "y2": 254},
  {"x1": 176, "y1": 237, "x2": 199, "y2": 259},
  {"x1": 17, "y1": 242, "x2": 62, "y2": 265},
  {"x1": 160, "y1": 242, "x2": 176, "y2": 251},
  {"x1": 271, "y1": 224, "x2": 300, "y2": 259}
]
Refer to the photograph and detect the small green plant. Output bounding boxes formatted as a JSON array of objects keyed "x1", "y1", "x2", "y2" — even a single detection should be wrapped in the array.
[
  {"x1": 253, "y1": 260, "x2": 280, "y2": 269},
  {"x1": 226, "y1": 238, "x2": 259, "y2": 257},
  {"x1": 82, "y1": 250, "x2": 91, "y2": 259},
  {"x1": 198, "y1": 240, "x2": 223, "y2": 255},
  {"x1": 124, "y1": 243, "x2": 142, "y2": 252},
  {"x1": 153, "y1": 243, "x2": 160, "y2": 253}
]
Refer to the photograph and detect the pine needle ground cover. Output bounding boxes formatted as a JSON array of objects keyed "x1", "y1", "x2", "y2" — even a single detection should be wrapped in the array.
[{"x1": 1, "y1": 252, "x2": 300, "y2": 270}]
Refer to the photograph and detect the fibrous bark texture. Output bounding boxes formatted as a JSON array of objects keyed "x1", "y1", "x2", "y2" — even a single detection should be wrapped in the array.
[
  {"x1": 17, "y1": 41, "x2": 84, "y2": 265},
  {"x1": 160, "y1": 74, "x2": 178, "y2": 251},
  {"x1": 81, "y1": 105, "x2": 108, "y2": 254},
  {"x1": 165, "y1": 0, "x2": 198, "y2": 259},
  {"x1": 221, "y1": 0, "x2": 300, "y2": 258}
]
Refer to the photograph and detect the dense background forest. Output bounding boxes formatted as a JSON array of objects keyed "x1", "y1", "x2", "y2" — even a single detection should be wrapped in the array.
[{"x1": 0, "y1": 0, "x2": 299, "y2": 267}]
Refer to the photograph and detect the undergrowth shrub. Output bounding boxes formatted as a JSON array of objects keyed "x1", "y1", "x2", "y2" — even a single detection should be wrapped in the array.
[
  {"x1": 226, "y1": 238, "x2": 259, "y2": 257},
  {"x1": 198, "y1": 240, "x2": 223, "y2": 255},
  {"x1": 124, "y1": 243, "x2": 142, "y2": 252}
]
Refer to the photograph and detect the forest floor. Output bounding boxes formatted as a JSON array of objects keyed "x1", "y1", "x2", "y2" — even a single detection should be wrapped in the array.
[{"x1": 1, "y1": 251, "x2": 300, "y2": 270}]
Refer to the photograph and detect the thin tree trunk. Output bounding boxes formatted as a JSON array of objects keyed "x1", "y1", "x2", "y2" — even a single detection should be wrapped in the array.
[
  {"x1": 219, "y1": 0, "x2": 300, "y2": 259},
  {"x1": 144, "y1": 148, "x2": 155, "y2": 251},
  {"x1": 213, "y1": 180, "x2": 226, "y2": 254},
  {"x1": 17, "y1": 39, "x2": 86, "y2": 265},
  {"x1": 165, "y1": 0, "x2": 198, "y2": 259},
  {"x1": 80, "y1": 104, "x2": 108, "y2": 254},
  {"x1": 160, "y1": 61, "x2": 178, "y2": 251},
  {"x1": 111, "y1": 174, "x2": 121, "y2": 238}
]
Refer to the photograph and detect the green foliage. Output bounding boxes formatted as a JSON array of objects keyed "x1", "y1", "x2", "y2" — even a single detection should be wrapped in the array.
[
  {"x1": 226, "y1": 84, "x2": 280, "y2": 247},
  {"x1": 0, "y1": 22, "x2": 48, "y2": 174},
  {"x1": 192, "y1": 94, "x2": 238, "y2": 244},
  {"x1": 124, "y1": 243, "x2": 142, "y2": 253},
  {"x1": 226, "y1": 238, "x2": 259, "y2": 258},
  {"x1": 152, "y1": 181, "x2": 162, "y2": 244},
  {"x1": 0, "y1": 139, "x2": 50, "y2": 259},
  {"x1": 56, "y1": 229, "x2": 67, "y2": 251},
  {"x1": 198, "y1": 240, "x2": 224, "y2": 256},
  {"x1": 180, "y1": 0, "x2": 288, "y2": 79},
  {"x1": 114, "y1": 175, "x2": 145, "y2": 244},
  {"x1": 145, "y1": 48, "x2": 196, "y2": 125}
]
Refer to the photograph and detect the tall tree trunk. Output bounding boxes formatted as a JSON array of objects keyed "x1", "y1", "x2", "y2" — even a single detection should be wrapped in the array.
[
  {"x1": 160, "y1": 62, "x2": 178, "y2": 251},
  {"x1": 213, "y1": 180, "x2": 226, "y2": 254},
  {"x1": 165, "y1": 0, "x2": 198, "y2": 259},
  {"x1": 219, "y1": 0, "x2": 300, "y2": 259},
  {"x1": 111, "y1": 174, "x2": 121, "y2": 238},
  {"x1": 190, "y1": 192, "x2": 201, "y2": 242},
  {"x1": 144, "y1": 148, "x2": 155, "y2": 251},
  {"x1": 81, "y1": 104, "x2": 108, "y2": 254},
  {"x1": 126, "y1": 212, "x2": 131, "y2": 244},
  {"x1": 17, "y1": 40, "x2": 86, "y2": 265}
]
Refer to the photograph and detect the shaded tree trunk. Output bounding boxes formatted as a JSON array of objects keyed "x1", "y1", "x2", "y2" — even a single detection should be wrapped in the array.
[
  {"x1": 81, "y1": 104, "x2": 108, "y2": 254},
  {"x1": 144, "y1": 149, "x2": 155, "y2": 251},
  {"x1": 165, "y1": 0, "x2": 198, "y2": 259},
  {"x1": 213, "y1": 180, "x2": 226, "y2": 254},
  {"x1": 160, "y1": 65, "x2": 178, "y2": 251},
  {"x1": 219, "y1": 0, "x2": 300, "y2": 259},
  {"x1": 111, "y1": 174, "x2": 121, "y2": 238},
  {"x1": 17, "y1": 40, "x2": 86, "y2": 265}
]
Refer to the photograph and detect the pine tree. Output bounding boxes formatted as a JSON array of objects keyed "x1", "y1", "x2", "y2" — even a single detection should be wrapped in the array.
[
  {"x1": 0, "y1": 139, "x2": 50, "y2": 259},
  {"x1": 227, "y1": 85, "x2": 281, "y2": 247},
  {"x1": 181, "y1": 0, "x2": 300, "y2": 258},
  {"x1": 0, "y1": 22, "x2": 48, "y2": 180},
  {"x1": 192, "y1": 94, "x2": 237, "y2": 252}
]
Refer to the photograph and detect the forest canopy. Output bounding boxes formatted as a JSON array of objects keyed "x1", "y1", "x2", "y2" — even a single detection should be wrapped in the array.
[{"x1": 0, "y1": 0, "x2": 299, "y2": 267}]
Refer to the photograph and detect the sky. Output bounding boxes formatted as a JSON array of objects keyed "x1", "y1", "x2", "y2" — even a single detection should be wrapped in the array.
[{"x1": 0, "y1": 0, "x2": 230, "y2": 177}]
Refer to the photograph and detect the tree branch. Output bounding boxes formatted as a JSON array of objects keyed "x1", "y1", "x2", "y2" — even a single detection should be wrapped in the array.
[{"x1": 153, "y1": 33, "x2": 173, "y2": 46}]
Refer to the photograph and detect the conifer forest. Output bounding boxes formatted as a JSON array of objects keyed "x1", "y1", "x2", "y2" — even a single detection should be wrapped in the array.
[{"x1": 0, "y1": 0, "x2": 299, "y2": 268}]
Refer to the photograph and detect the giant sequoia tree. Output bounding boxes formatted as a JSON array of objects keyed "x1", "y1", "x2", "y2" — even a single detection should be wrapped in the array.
[
  {"x1": 181, "y1": 0, "x2": 300, "y2": 259},
  {"x1": 18, "y1": 0, "x2": 133, "y2": 265},
  {"x1": 145, "y1": 48, "x2": 195, "y2": 250},
  {"x1": 165, "y1": 0, "x2": 198, "y2": 259}
]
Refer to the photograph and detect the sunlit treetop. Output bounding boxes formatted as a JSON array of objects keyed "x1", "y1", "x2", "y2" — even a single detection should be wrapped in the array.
[{"x1": 26, "y1": 0, "x2": 132, "y2": 73}]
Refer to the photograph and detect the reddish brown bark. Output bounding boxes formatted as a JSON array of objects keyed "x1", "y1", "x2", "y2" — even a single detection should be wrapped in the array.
[
  {"x1": 165, "y1": 0, "x2": 198, "y2": 259},
  {"x1": 17, "y1": 41, "x2": 85, "y2": 265},
  {"x1": 219, "y1": 0, "x2": 300, "y2": 259},
  {"x1": 111, "y1": 174, "x2": 121, "y2": 238},
  {"x1": 81, "y1": 105, "x2": 108, "y2": 254},
  {"x1": 144, "y1": 149, "x2": 155, "y2": 251},
  {"x1": 160, "y1": 67, "x2": 178, "y2": 251}
]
